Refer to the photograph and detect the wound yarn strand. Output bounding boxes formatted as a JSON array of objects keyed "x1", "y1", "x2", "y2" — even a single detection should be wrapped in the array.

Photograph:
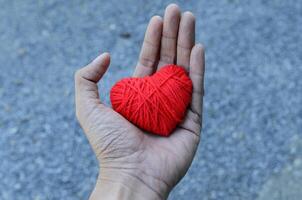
[{"x1": 110, "y1": 64, "x2": 193, "y2": 136}]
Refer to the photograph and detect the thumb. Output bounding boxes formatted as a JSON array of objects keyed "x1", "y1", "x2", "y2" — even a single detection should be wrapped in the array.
[{"x1": 75, "y1": 53, "x2": 110, "y2": 119}]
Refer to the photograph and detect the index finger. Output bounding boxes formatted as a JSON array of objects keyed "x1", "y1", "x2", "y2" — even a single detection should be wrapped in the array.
[{"x1": 133, "y1": 16, "x2": 163, "y2": 77}]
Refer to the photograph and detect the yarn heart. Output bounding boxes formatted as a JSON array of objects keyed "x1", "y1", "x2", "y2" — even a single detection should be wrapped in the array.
[{"x1": 110, "y1": 64, "x2": 192, "y2": 136}]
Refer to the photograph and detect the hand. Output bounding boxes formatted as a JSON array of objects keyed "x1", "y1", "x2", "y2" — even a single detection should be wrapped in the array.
[{"x1": 75, "y1": 4, "x2": 205, "y2": 200}]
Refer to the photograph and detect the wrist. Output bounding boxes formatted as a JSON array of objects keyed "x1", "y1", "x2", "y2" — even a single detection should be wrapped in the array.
[{"x1": 89, "y1": 168, "x2": 170, "y2": 200}]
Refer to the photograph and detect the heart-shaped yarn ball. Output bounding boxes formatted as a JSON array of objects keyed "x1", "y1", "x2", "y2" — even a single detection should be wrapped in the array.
[{"x1": 110, "y1": 64, "x2": 192, "y2": 136}]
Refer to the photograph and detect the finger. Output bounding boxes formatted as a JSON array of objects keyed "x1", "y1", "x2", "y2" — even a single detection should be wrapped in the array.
[
  {"x1": 177, "y1": 44, "x2": 205, "y2": 137},
  {"x1": 189, "y1": 44, "x2": 205, "y2": 118},
  {"x1": 176, "y1": 11, "x2": 195, "y2": 71},
  {"x1": 134, "y1": 16, "x2": 163, "y2": 77},
  {"x1": 158, "y1": 4, "x2": 181, "y2": 69},
  {"x1": 75, "y1": 53, "x2": 110, "y2": 103}
]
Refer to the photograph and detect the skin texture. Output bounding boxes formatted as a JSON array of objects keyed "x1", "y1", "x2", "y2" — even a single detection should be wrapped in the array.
[{"x1": 75, "y1": 4, "x2": 205, "y2": 200}]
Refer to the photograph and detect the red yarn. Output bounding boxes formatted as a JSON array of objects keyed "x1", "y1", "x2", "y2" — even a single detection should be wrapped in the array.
[{"x1": 110, "y1": 64, "x2": 192, "y2": 136}]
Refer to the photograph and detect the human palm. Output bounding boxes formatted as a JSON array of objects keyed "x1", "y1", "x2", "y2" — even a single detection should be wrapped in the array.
[{"x1": 75, "y1": 4, "x2": 205, "y2": 199}]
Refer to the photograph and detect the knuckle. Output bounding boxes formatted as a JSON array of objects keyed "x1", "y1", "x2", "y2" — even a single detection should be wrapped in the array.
[
  {"x1": 160, "y1": 53, "x2": 175, "y2": 63},
  {"x1": 74, "y1": 69, "x2": 88, "y2": 86},
  {"x1": 74, "y1": 69, "x2": 83, "y2": 80},
  {"x1": 188, "y1": 109, "x2": 201, "y2": 124},
  {"x1": 140, "y1": 56, "x2": 155, "y2": 68}
]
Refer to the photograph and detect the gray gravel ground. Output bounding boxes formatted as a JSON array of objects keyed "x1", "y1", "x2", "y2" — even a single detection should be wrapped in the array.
[{"x1": 0, "y1": 0, "x2": 302, "y2": 199}]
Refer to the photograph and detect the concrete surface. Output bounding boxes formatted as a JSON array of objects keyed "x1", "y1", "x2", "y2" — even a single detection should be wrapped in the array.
[
  {"x1": 0, "y1": 0, "x2": 301, "y2": 199},
  {"x1": 257, "y1": 136, "x2": 302, "y2": 200}
]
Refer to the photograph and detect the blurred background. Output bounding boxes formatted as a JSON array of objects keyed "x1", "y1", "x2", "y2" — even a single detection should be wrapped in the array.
[{"x1": 0, "y1": 0, "x2": 302, "y2": 199}]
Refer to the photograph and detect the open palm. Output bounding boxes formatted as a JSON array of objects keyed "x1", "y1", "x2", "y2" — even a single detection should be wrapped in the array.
[{"x1": 75, "y1": 4, "x2": 205, "y2": 199}]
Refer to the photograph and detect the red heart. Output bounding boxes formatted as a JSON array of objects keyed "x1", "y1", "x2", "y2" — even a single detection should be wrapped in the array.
[{"x1": 110, "y1": 64, "x2": 192, "y2": 136}]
